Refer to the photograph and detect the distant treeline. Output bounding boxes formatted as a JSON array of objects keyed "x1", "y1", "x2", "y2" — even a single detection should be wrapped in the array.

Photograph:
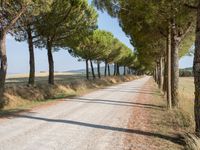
[{"x1": 179, "y1": 67, "x2": 193, "y2": 77}]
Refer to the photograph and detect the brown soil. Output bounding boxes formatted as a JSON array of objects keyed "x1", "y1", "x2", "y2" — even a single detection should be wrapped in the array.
[{"x1": 124, "y1": 78, "x2": 185, "y2": 150}]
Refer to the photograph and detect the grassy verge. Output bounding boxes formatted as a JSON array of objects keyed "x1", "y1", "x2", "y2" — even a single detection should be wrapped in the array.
[
  {"x1": 179, "y1": 77, "x2": 194, "y2": 119},
  {"x1": 178, "y1": 77, "x2": 200, "y2": 150},
  {"x1": 1, "y1": 75, "x2": 138, "y2": 117}
]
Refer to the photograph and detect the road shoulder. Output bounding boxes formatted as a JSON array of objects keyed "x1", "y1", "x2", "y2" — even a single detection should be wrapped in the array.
[{"x1": 124, "y1": 78, "x2": 187, "y2": 150}]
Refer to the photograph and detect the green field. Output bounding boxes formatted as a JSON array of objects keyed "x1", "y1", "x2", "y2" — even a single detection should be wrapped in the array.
[{"x1": 179, "y1": 77, "x2": 194, "y2": 118}]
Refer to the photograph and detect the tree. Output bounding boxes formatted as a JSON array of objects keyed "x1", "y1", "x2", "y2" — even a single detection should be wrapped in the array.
[
  {"x1": 71, "y1": 30, "x2": 113, "y2": 79},
  {"x1": 94, "y1": 0, "x2": 195, "y2": 108},
  {"x1": 35, "y1": 0, "x2": 97, "y2": 84},
  {"x1": 0, "y1": 0, "x2": 38, "y2": 105},
  {"x1": 103, "y1": 38, "x2": 125, "y2": 76},
  {"x1": 13, "y1": 1, "x2": 52, "y2": 85},
  {"x1": 191, "y1": 0, "x2": 200, "y2": 136}
]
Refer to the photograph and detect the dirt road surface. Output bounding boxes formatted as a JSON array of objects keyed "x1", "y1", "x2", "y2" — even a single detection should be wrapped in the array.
[{"x1": 0, "y1": 76, "x2": 150, "y2": 150}]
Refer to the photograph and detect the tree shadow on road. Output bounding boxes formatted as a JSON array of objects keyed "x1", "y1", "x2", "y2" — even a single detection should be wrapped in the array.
[
  {"x1": 12, "y1": 114, "x2": 185, "y2": 146},
  {"x1": 64, "y1": 98, "x2": 165, "y2": 111}
]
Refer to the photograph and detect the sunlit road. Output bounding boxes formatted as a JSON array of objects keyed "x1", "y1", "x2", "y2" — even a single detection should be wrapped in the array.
[{"x1": 0, "y1": 76, "x2": 150, "y2": 150}]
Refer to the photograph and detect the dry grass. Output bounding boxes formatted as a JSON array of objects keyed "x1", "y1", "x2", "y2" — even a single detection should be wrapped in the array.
[
  {"x1": 1, "y1": 74, "x2": 138, "y2": 116},
  {"x1": 183, "y1": 133, "x2": 200, "y2": 150},
  {"x1": 6, "y1": 72, "x2": 85, "y2": 84},
  {"x1": 178, "y1": 77, "x2": 198, "y2": 150},
  {"x1": 179, "y1": 77, "x2": 194, "y2": 119}
]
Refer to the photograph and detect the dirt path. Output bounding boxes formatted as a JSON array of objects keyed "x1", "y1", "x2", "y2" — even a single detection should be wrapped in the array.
[
  {"x1": 0, "y1": 77, "x2": 183, "y2": 150},
  {"x1": 125, "y1": 78, "x2": 184, "y2": 150}
]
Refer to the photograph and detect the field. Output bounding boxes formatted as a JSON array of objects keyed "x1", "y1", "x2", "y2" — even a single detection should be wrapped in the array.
[
  {"x1": 2, "y1": 73, "x2": 138, "y2": 115},
  {"x1": 6, "y1": 72, "x2": 85, "y2": 84},
  {"x1": 179, "y1": 77, "x2": 194, "y2": 118}
]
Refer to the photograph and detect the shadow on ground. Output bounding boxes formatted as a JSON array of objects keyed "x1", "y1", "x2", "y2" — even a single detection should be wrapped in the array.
[{"x1": 11, "y1": 114, "x2": 185, "y2": 146}]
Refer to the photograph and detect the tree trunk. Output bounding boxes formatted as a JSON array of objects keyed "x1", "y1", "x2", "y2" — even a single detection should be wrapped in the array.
[
  {"x1": 159, "y1": 57, "x2": 164, "y2": 91},
  {"x1": 97, "y1": 62, "x2": 101, "y2": 79},
  {"x1": 86, "y1": 59, "x2": 89, "y2": 80},
  {"x1": 113, "y1": 63, "x2": 116, "y2": 76},
  {"x1": 163, "y1": 57, "x2": 167, "y2": 93},
  {"x1": 155, "y1": 62, "x2": 159, "y2": 84},
  {"x1": 171, "y1": 18, "x2": 179, "y2": 108},
  {"x1": 90, "y1": 60, "x2": 95, "y2": 79},
  {"x1": 107, "y1": 64, "x2": 110, "y2": 76},
  {"x1": 116, "y1": 64, "x2": 120, "y2": 75},
  {"x1": 47, "y1": 40, "x2": 54, "y2": 85},
  {"x1": 153, "y1": 70, "x2": 156, "y2": 81},
  {"x1": 123, "y1": 66, "x2": 126, "y2": 76},
  {"x1": 0, "y1": 30, "x2": 7, "y2": 105},
  {"x1": 167, "y1": 26, "x2": 172, "y2": 109},
  {"x1": 104, "y1": 61, "x2": 107, "y2": 76},
  {"x1": 194, "y1": 2, "x2": 200, "y2": 136},
  {"x1": 27, "y1": 27, "x2": 35, "y2": 85}
]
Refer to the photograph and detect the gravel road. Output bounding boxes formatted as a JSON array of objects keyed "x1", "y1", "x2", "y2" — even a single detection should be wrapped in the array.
[{"x1": 0, "y1": 76, "x2": 150, "y2": 150}]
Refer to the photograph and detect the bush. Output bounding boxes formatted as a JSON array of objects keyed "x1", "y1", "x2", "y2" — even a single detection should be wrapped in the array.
[{"x1": 180, "y1": 69, "x2": 193, "y2": 77}]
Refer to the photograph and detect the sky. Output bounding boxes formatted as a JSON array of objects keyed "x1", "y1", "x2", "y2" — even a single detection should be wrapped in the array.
[{"x1": 6, "y1": 1, "x2": 193, "y2": 74}]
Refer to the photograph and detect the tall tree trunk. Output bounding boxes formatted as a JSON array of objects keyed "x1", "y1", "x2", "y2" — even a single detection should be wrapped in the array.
[
  {"x1": 0, "y1": 6, "x2": 27, "y2": 106},
  {"x1": 155, "y1": 66, "x2": 157, "y2": 83},
  {"x1": 104, "y1": 61, "x2": 107, "y2": 76},
  {"x1": 194, "y1": 2, "x2": 200, "y2": 136},
  {"x1": 86, "y1": 59, "x2": 89, "y2": 80},
  {"x1": 107, "y1": 64, "x2": 110, "y2": 76},
  {"x1": 155, "y1": 62, "x2": 159, "y2": 84},
  {"x1": 123, "y1": 66, "x2": 126, "y2": 76},
  {"x1": 27, "y1": 27, "x2": 35, "y2": 85},
  {"x1": 171, "y1": 18, "x2": 179, "y2": 108},
  {"x1": 163, "y1": 57, "x2": 168, "y2": 93},
  {"x1": 90, "y1": 60, "x2": 95, "y2": 79},
  {"x1": 167, "y1": 26, "x2": 172, "y2": 109},
  {"x1": 158, "y1": 61, "x2": 162, "y2": 88},
  {"x1": 0, "y1": 30, "x2": 7, "y2": 105},
  {"x1": 159, "y1": 57, "x2": 164, "y2": 91},
  {"x1": 97, "y1": 61, "x2": 101, "y2": 79},
  {"x1": 153, "y1": 70, "x2": 156, "y2": 81},
  {"x1": 47, "y1": 40, "x2": 54, "y2": 85},
  {"x1": 116, "y1": 64, "x2": 120, "y2": 75},
  {"x1": 113, "y1": 63, "x2": 116, "y2": 76}
]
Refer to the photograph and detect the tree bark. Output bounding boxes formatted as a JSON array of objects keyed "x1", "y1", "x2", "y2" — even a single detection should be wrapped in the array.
[
  {"x1": 194, "y1": 2, "x2": 200, "y2": 136},
  {"x1": 155, "y1": 62, "x2": 159, "y2": 84},
  {"x1": 27, "y1": 27, "x2": 35, "y2": 85},
  {"x1": 0, "y1": 30, "x2": 7, "y2": 105},
  {"x1": 90, "y1": 60, "x2": 95, "y2": 79},
  {"x1": 97, "y1": 62, "x2": 101, "y2": 79},
  {"x1": 159, "y1": 57, "x2": 164, "y2": 91},
  {"x1": 171, "y1": 18, "x2": 179, "y2": 108},
  {"x1": 86, "y1": 59, "x2": 89, "y2": 80},
  {"x1": 104, "y1": 61, "x2": 107, "y2": 76},
  {"x1": 113, "y1": 63, "x2": 116, "y2": 76},
  {"x1": 0, "y1": 6, "x2": 27, "y2": 105},
  {"x1": 167, "y1": 25, "x2": 172, "y2": 109},
  {"x1": 123, "y1": 66, "x2": 126, "y2": 76},
  {"x1": 116, "y1": 64, "x2": 120, "y2": 75},
  {"x1": 107, "y1": 64, "x2": 110, "y2": 76},
  {"x1": 153, "y1": 70, "x2": 156, "y2": 81},
  {"x1": 163, "y1": 57, "x2": 167, "y2": 93},
  {"x1": 47, "y1": 40, "x2": 54, "y2": 85}
]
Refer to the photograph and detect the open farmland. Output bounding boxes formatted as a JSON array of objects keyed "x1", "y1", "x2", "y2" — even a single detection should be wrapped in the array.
[{"x1": 179, "y1": 77, "x2": 195, "y2": 118}]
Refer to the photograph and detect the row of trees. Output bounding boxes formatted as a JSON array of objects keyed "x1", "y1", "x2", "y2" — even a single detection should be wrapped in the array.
[
  {"x1": 93, "y1": 0, "x2": 200, "y2": 136},
  {"x1": 0, "y1": 0, "x2": 97, "y2": 103},
  {"x1": 70, "y1": 29, "x2": 136, "y2": 80},
  {"x1": 0, "y1": 0, "x2": 136, "y2": 106}
]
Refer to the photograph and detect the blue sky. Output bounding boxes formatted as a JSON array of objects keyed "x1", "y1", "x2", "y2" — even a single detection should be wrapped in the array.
[{"x1": 6, "y1": 2, "x2": 193, "y2": 74}]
